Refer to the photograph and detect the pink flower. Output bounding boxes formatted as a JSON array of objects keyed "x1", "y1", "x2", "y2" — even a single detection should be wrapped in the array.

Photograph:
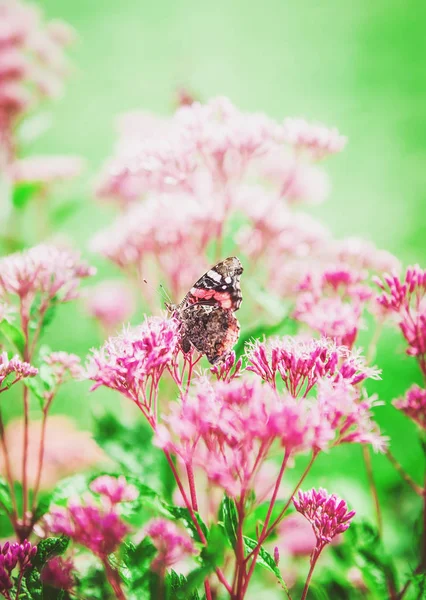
[
  {"x1": 210, "y1": 351, "x2": 242, "y2": 382},
  {"x1": 316, "y1": 378, "x2": 388, "y2": 452},
  {"x1": 276, "y1": 513, "x2": 316, "y2": 557},
  {"x1": 281, "y1": 118, "x2": 347, "y2": 159},
  {"x1": 84, "y1": 280, "x2": 135, "y2": 330},
  {"x1": 43, "y1": 351, "x2": 83, "y2": 382},
  {"x1": 332, "y1": 237, "x2": 400, "y2": 274},
  {"x1": 90, "y1": 475, "x2": 138, "y2": 504},
  {"x1": 47, "y1": 499, "x2": 129, "y2": 557},
  {"x1": 146, "y1": 518, "x2": 196, "y2": 571},
  {"x1": 0, "y1": 244, "x2": 95, "y2": 304},
  {"x1": 0, "y1": 352, "x2": 37, "y2": 391},
  {"x1": 156, "y1": 379, "x2": 318, "y2": 498},
  {"x1": 0, "y1": 540, "x2": 37, "y2": 594},
  {"x1": 9, "y1": 155, "x2": 84, "y2": 183},
  {"x1": 293, "y1": 488, "x2": 355, "y2": 548},
  {"x1": 393, "y1": 384, "x2": 426, "y2": 430},
  {"x1": 375, "y1": 266, "x2": 426, "y2": 371},
  {"x1": 87, "y1": 316, "x2": 179, "y2": 411},
  {"x1": 40, "y1": 556, "x2": 75, "y2": 591}
]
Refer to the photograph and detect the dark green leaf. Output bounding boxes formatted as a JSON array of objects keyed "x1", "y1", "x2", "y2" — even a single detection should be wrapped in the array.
[
  {"x1": 243, "y1": 536, "x2": 289, "y2": 593},
  {"x1": 32, "y1": 536, "x2": 70, "y2": 570},
  {"x1": 218, "y1": 495, "x2": 238, "y2": 548},
  {"x1": 0, "y1": 475, "x2": 13, "y2": 515},
  {"x1": 0, "y1": 319, "x2": 26, "y2": 356}
]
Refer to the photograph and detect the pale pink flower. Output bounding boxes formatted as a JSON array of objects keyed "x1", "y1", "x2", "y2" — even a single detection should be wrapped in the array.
[
  {"x1": 0, "y1": 416, "x2": 106, "y2": 490},
  {"x1": 43, "y1": 351, "x2": 83, "y2": 382},
  {"x1": 293, "y1": 488, "x2": 355, "y2": 548},
  {"x1": 87, "y1": 316, "x2": 179, "y2": 409},
  {"x1": 0, "y1": 540, "x2": 37, "y2": 594},
  {"x1": 316, "y1": 378, "x2": 388, "y2": 452},
  {"x1": 48, "y1": 499, "x2": 129, "y2": 557},
  {"x1": 0, "y1": 352, "x2": 37, "y2": 391},
  {"x1": 146, "y1": 518, "x2": 196, "y2": 572},
  {"x1": 393, "y1": 384, "x2": 426, "y2": 430},
  {"x1": 9, "y1": 155, "x2": 84, "y2": 183},
  {"x1": 40, "y1": 556, "x2": 75, "y2": 591},
  {"x1": 90, "y1": 475, "x2": 138, "y2": 504},
  {"x1": 84, "y1": 280, "x2": 135, "y2": 330},
  {"x1": 275, "y1": 513, "x2": 316, "y2": 557},
  {"x1": 281, "y1": 118, "x2": 347, "y2": 159},
  {"x1": 375, "y1": 265, "x2": 426, "y2": 371},
  {"x1": 332, "y1": 237, "x2": 400, "y2": 274},
  {"x1": 0, "y1": 244, "x2": 95, "y2": 304}
]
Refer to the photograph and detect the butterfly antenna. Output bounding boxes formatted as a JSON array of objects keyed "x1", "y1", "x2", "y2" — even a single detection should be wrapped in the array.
[{"x1": 143, "y1": 279, "x2": 174, "y2": 310}]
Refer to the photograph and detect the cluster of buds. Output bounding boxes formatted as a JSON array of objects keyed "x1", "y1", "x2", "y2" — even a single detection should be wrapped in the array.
[{"x1": 0, "y1": 540, "x2": 37, "y2": 596}]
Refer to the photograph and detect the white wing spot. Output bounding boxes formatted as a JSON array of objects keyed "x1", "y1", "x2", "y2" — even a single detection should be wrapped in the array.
[
  {"x1": 224, "y1": 276, "x2": 232, "y2": 284},
  {"x1": 207, "y1": 270, "x2": 222, "y2": 282},
  {"x1": 222, "y1": 285, "x2": 227, "y2": 289}
]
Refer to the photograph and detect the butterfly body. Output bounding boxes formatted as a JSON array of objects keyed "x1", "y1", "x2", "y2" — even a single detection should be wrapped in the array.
[{"x1": 169, "y1": 257, "x2": 243, "y2": 364}]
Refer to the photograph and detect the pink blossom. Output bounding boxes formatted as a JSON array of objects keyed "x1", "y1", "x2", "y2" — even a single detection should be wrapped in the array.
[
  {"x1": 210, "y1": 351, "x2": 242, "y2": 382},
  {"x1": 146, "y1": 518, "x2": 196, "y2": 571},
  {"x1": 9, "y1": 155, "x2": 84, "y2": 183},
  {"x1": 0, "y1": 540, "x2": 37, "y2": 594},
  {"x1": 90, "y1": 475, "x2": 138, "y2": 504},
  {"x1": 0, "y1": 352, "x2": 37, "y2": 391},
  {"x1": 293, "y1": 488, "x2": 355, "y2": 548},
  {"x1": 276, "y1": 513, "x2": 316, "y2": 557},
  {"x1": 43, "y1": 351, "x2": 83, "y2": 382},
  {"x1": 332, "y1": 237, "x2": 400, "y2": 274},
  {"x1": 87, "y1": 316, "x2": 179, "y2": 410},
  {"x1": 156, "y1": 379, "x2": 318, "y2": 498},
  {"x1": 47, "y1": 498, "x2": 129, "y2": 557},
  {"x1": 393, "y1": 384, "x2": 426, "y2": 430},
  {"x1": 281, "y1": 118, "x2": 347, "y2": 159},
  {"x1": 375, "y1": 265, "x2": 426, "y2": 370},
  {"x1": 84, "y1": 280, "x2": 135, "y2": 330},
  {"x1": 316, "y1": 378, "x2": 388, "y2": 452},
  {"x1": 0, "y1": 244, "x2": 95, "y2": 305},
  {"x1": 40, "y1": 556, "x2": 75, "y2": 591}
]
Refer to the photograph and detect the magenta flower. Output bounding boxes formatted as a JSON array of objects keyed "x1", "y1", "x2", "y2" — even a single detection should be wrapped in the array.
[
  {"x1": 375, "y1": 266, "x2": 426, "y2": 372},
  {"x1": 90, "y1": 475, "x2": 138, "y2": 504},
  {"x1": 87, "y1": 317, "x2": 179, "y2": 417},
  {"x1": 393, "y1": 384, "x2": 426, "y2": 430},
  {"x1": 146, "y1": 518, "x2": 196, "y2": 572},
  {"x1": 210, "y1": 351, "x2": 242, "y2": 382},
  {"x1": 84, "y1": 280, "x2": 135, "y2": 331},
  {"x1": 47, "y1": 499, "x2": 129, "y2": 557},
  {"x1": 0, "y1": 540, "x2": 37, "y2": 595},
  {"x1": 156, "y1": 379, "x2": 317, "y2": 498},
  {"x1": 0, "y1": 244, "x2": 95, "y2": 305},
  {"x1": 281, "y1": 118, "x2": 347, "y2": 159},
  {"x1": 0, "y1": 352, "x2": 37, "y2": 392},
  {"x1": 40, "y1": 556, "x2": 75, "y2": 591},
  {"x1": 293, "y1": 488, "x2": 355, "y2": 548}
]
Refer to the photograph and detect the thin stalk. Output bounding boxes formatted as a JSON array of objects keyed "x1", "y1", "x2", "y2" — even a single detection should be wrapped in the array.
[
  {"x1": 301, "y1": 548, "x2": 323, "y2": 600},
  {"x1": 21, "y1": 384, "x2": 30, "y2": 532},
  {"x1": 385, "y1": 449, "x2": 423, "y2": 496},
  {"x1": 0, "y1": 407, "x2": 18, "y2": 518},
  {"x1": 31, "y1": 397, "x2": 53, "y2": 513},
  {"x1": 363, "y1": 445, "x2": 382, "y2": 537},
  {"x1": 103, "y1": 559, "x2": 126, "y2": 600}
]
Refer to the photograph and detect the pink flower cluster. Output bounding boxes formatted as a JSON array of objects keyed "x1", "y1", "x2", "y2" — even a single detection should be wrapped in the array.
[
  {"x1": 0, "y1": 540, "x2": 37, "y2": 594},
  {"x1": 375, "y1": 266, "x2": 426, "y2": 371},
  {"x1": 0, "y1": 244, "x2": 95, "y2": 305},
  {"x1": 43, "y1": 351, "x2": 83, "y2": 383},
  {"x1": 87, "y1": 316, "x2": 179, "y2": 410},
  {"x1": 246, "y1": 337, "x2": 379, "y2": 396},
  {"x1": 40, "y1": 556, "x2": 75, "y2": 591},
  {"x1": 0, "y1": 0, "x2": 74, "y2": 162},
  {"x1": 293, "y1": 488, "x2": 355, "y2": 549},
  {"x1": 0, "y1": 352, "x2": 37, "y2": 391},
  {"x1": 146, "y1": 518, "x2": 196, "y2": 572},
  {"x1": 48, "y1": 477, "x2": 136, "y2": 558},
  {"x1": 393, "y1": 384, "x2": 426, "y2": 430}
]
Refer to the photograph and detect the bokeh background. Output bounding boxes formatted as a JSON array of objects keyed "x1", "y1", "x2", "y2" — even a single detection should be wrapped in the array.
[{"x1": 4, "y1": 0, "x2": 426, "y2": 585}]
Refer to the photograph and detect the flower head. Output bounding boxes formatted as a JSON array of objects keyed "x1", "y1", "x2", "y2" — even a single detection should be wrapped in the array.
[
  {"x1": 87, "y1": 316, "x2": 179, "y2": 410},
  {"x1": 40, "y1": 556, "x2": 75, "y2": 591},
  {"x1": 47, "y1": 498, "x2": 129, "y2": 557},
  {"x1": 281, "y1": 118, "x2": 347, "y2": 159},
  {"x1": 146, "y1": 518, "x2": 196, "y2": 571},
  {"x1": 43, "y1": 351, "x2": 83, "y2": 383},
  {"x1": 90, "y1": 475, "x2": 138, "y2": 504},
  {"x1": 0, "y1": 540, "x2": 37, "y2": 594},
  {"x1": 393, "y1": 384, "x2": 426, "y2": 430},
  {"x1": 0, "y1": 352, "x2": 37, "y2": 391},
  {"x1": 293, "y1": 488, "x2": 355, "y2": 549}
]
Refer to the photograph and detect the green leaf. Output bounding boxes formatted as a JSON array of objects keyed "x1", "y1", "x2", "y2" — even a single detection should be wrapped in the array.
[
  {"x1": 24, "y1": 378, "x2": 46, "y2": 408},
  {"x1": 12, "y1": 182, "x2": 41, "y2": 210},
  {"x1": 33, "y1": 490, "x2": 53, "y2": 523},
  {"x1": 218, "y1": 495, "x2": 238, "y2": 548},
  {"x1": 243, "y1": 536, "x2": 289, "y2": 593},
  {"x1": 0, "y1": 319, "x2": 26, "y2": 356},
  {"x1": 162, "y1": 504, "x2": 208, "y2": 544},
  {"x1": 0, "y1": 476, "x2": 13, "y2": 515},
  {"x1": 32, "y1": 536, "x2": 70, "y2": 570}
]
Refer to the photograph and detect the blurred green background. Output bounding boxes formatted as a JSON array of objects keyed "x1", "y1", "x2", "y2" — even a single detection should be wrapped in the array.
[{"x1": 7, "y1": 0, "x2": 426, "y2": 574}]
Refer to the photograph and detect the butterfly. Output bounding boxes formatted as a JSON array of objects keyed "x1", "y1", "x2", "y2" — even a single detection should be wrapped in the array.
[{"x1": 167, "y1": 257, "x2": 243, "y2": 364}]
